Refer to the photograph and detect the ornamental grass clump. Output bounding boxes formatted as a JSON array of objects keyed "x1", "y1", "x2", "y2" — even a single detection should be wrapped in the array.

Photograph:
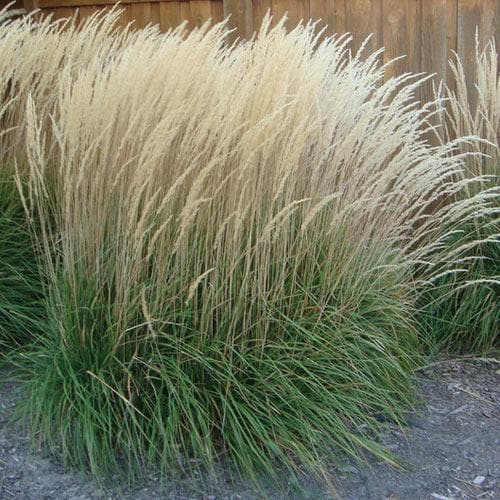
[
  {"x1": 0, "y1": 10, "x2": 490, "y2": 487},
  {"x1": 419, "y1": 39, "x2": 499, "y2": 354}
]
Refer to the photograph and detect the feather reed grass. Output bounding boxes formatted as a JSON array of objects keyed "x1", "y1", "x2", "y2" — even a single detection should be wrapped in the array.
[
  {"x1": 0, "y1": 8, "x2": 495, "y2": 489},
  {"x1": 419, "y1": 39, "x2": 499, "y2": 354}
]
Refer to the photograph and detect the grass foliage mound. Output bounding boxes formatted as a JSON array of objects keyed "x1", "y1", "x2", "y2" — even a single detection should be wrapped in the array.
[
  {"x1": 0, "y1": 8, "x2": 497, "y2": 488},
  {"x1": 419, "y1": 40, "x2": 499, "y2": 354},
  {"x1": 0, "y1": 172, "x2": 43, "y2": 353}
]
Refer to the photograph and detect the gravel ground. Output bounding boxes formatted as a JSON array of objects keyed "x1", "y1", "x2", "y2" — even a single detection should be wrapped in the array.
[{"x1": 0, "y1": 357, "x2": 499, "y2": 500}]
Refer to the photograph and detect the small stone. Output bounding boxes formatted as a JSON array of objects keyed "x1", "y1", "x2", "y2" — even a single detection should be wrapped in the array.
[
  {"x1": 473, "y1": 475, "x2": 486, "y2": 485},
  {"x1": 385, "y1": 493, "x2": 400, "y2": 500},
  {"x1": 339, "y1": 465, "x2": 359, "y2": 474}
]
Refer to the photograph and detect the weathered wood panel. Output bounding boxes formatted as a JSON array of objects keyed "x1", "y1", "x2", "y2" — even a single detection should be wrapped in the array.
[
  {"x1": 420, "y1": 0, "x2": 450, "y2": 100},
  {"x1": 346, "y1": 0, "x2": 383, "y2": 54},
  {"x1": 326, "y1": 0, "x2": 346, "y2": 35},
  {"x1": 223, "y1": 0, "x2": 252, "y2": 39},
  {"x1": 253, "y1": 0, "x2": 272, "y2": 33},
  {"x1": 34, "y1": 1, "x2": 224, "y2": 31},
  {"x1": 296, "y1": 0, "x2": 310, "y2": 26},
  {"x1": 158, "y1": 2, "x2": 180, "y2": 31},
  {"x1": 382, "y1": 0, "x2": 421, "y2": 79}
]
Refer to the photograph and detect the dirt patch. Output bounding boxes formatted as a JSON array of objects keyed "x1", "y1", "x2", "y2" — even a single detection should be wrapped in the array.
[
  {"x1": 336, "y1": 357, "x2": 500, "y2": 500},
  {"x1": 0, "y1": 358, "x2": 498, "y2": 499}
]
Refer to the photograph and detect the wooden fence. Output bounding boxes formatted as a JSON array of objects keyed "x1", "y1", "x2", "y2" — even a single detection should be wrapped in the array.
[{"x1": 14, "y1": 0, "x2": 500, "y2": 96}]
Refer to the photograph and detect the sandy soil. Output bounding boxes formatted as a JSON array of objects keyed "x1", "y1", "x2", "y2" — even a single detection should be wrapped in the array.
[{"x1": 0, "y1": 357, "x2": 498, "y2": 500}]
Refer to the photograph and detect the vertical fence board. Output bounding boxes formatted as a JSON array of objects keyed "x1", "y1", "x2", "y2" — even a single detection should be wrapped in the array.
[
  {"x1": 309, "y1": 0, "x2": 328, "y2": 33},
  {"x1": 325, "y1": 0, "x2": 346, "y2": 35},
  {"x1": 253, "y1": 0, "x2": 272, "y2": 32},
  {"x1": 179, "y1": 1, "x2": 191, "y2": 23},
  {"x1": 272, "y1": 0, "x2": 297, "y2": 29},
  {"x1": 223, "y1": 0, "x2": 252, "y2": 39},
  {"x1": 190, "y1": 1, "x2": 212, "y2": 27},
  {"x1": 346, "y1": 0, "x2": 383, "y2": 55},
  {"x1": 457, "y1": 0, "x2": 478, "y2": 109},
  {"x1": 296, "y1": 0, "x2": 310, "y2": 26},
  {"x1": 159, "y1": 1, "x2": 181, "y2": 31},
  {"x1": 446, "y1": 0, "x2": 458, "y2": 52},
  {"x1": 420, "y1": 0, "x2": 449, "y2": 101},
  {"x1": 117, "y1": 5, "x2": 133, "y2": 29},
  {"x1": 383, "y1": 0, "x2": 421, "y2": 79},
  {"x1": 151, "y1": 2, "x2": 160, "y2": 27},
  {"x1": 211, "y1": 1, "x2": 224, "y2": 24},
  {"x1": 444, "y1": 0, "x2": 458, "y2": 95},
  {"x1": 309, "y1": 0, "x2": 328, "y2": 21},
  {"x1": 309, "y1": 0, "x2": 326, "y2": 19},
  {"x1": 497, "y1": 0, "x2": 500, "y2": 48},
  {"x1": 128, "y1": 2, "x2": 153, "y2": 29}
]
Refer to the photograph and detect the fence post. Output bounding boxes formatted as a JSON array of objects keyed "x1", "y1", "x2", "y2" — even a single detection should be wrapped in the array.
[{"x1": 223, "y1": 0, "x2": 253, "y2": 41}]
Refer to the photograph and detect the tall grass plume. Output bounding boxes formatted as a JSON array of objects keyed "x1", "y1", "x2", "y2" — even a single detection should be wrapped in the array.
[{"x1": 419, "y1": 38, "x2": 499, "y2": 354}]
